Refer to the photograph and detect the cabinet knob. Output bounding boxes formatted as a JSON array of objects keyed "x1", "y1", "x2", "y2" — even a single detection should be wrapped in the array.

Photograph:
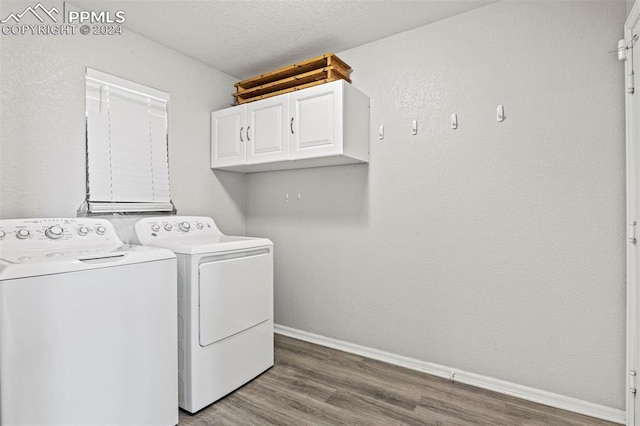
[
  {"x1": 240, "y1": 126, "x2": 244, "y2": 142},
  {"x1": 247, "y1": 126, "x2": 251, "y2": 141},
  {"x1": 290, "y1": 117, "x2": 294, "y2": 134}
]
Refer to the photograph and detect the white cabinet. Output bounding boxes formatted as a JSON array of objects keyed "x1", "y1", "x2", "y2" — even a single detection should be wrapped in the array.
[
  {"x1": 211, "y1": 96, "x2": 288, "y2": 168},
  {"x1": 289, "y1": 82, "x2": 341, "y2": 160},
  {"x1": 246, "y1": 96, "x2": 289, "y2": 164},
  {"x1": 211, "y1": 105, "x2": 244, "y2": 168},
  {"x1": 211, "y1": 80, "x2": 369, "y2": 173}
]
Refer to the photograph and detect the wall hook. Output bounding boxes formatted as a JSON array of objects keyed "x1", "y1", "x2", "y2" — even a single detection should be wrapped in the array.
[
  {"x1": 412, "y1": 120, "x2": 418, "y2": 135},
  {"x1": 378, "y1": 125, "x2": 384, "y2": 140},
  {"x1": 451, "y1": 113, "x2": 458, "y2": 130},
  {"x1": 497, "y1": 105, "x2": 505, "y2": 122}
]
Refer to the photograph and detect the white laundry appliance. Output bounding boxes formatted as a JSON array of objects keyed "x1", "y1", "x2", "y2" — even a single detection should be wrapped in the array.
[
  {"x1": 0, "y1": 218, "x2": 178, "y2": 426},
  {"x1": 134, "y1": 216, "x2": 273, "y2": 413}
]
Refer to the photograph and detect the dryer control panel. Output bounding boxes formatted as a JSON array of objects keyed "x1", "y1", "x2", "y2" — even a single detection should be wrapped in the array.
[
  {"x1": 135, "y1": 216, "x2": 223, "y2": 244},
  {"x1": 134, "y1": 216, "x2": 271, "y2": 256}
]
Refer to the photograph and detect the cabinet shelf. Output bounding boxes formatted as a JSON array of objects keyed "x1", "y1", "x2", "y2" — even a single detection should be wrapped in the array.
[
  {"x1": 233, "y1": 53, "x2": 352, "y2": 105},
  {"x1": 234, "y1": 66, "x2": 350, "y2": 105}
]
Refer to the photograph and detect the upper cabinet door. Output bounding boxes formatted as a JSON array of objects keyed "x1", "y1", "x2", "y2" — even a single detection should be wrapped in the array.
[
  {"x1": 289, "y1": 81, "x2": 343, "y2": 160},
  {"x1": 211, "y1": 106, "x2": 245, "y2": 168},
  {"x1": 246, "y1": 96, "x2": 289, "y2": 165}
]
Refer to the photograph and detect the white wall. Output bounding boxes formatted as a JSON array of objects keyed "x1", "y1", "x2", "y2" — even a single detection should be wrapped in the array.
[
  {"x1": 247, "y1": 1, "x2": 626, "y2": 409},
  {"x1": 0, "y1": 1, "x2": 245, "y2": 234}
]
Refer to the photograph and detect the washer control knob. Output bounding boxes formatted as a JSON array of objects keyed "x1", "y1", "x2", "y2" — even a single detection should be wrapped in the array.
[
  {"x1": 151, "y1": 224, "x2": 160, "y2": 232},
  {"x1": 196, "y1": 222, "x2": 204, "y2": 230},
  {"x1": 0, "y1": 230, "x2": 5, "y2": 239},
  {"x1": 164, "y1": 223, "x2": 173, "y2": 231},
  {"x1": 16, "y1": 229, "x2": 30, "y2": 239},
  {"x1": 179, "y1": 222, "x2": 191, "y2": 232},
  {"x1": 95, "y1": 226, "x2": 107, "y2": 235},
  {"x1": 77, "y1": 227, "x2": 89, "y2": 236},
  {"x1": 45, "y1": 225, "x2": 64, "y2": 240}
]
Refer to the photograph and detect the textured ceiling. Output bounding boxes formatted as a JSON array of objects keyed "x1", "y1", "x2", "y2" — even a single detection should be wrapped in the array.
[{"x1": 72, "y1": 1, "x2": 493, "y2": 79}]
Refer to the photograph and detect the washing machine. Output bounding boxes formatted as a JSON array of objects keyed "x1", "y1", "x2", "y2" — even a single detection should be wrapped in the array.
[
  {"x1": 134, "y1": 216, "x2": 273, "y2": 413},
  {"x1": 0, "y1": 218, "x2": 178, "y2": 425}
]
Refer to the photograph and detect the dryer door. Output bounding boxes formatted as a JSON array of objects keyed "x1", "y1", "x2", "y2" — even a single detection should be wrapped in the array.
[{"x1": 198, "y1": 249, "x2": 272, "y2": 346}]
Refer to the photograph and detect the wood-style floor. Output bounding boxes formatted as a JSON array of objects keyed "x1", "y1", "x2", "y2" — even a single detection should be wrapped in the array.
[{"x1": 178, "y1": 334, "x2": 617, "y2": 426}]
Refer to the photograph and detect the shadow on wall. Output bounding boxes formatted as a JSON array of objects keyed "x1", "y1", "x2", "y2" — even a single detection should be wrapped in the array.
[
  {"x1": 211, "y1": 168, "x2": 248, "y2": 210},
  {"x1": 246, "y1": 163, "x2": 370, "y2": 225}
]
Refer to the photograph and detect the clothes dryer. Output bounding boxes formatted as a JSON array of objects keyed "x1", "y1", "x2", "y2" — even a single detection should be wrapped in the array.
[
  {"x1": 134, "y1": 216, "x2": 273, "y2": 413},
  {"x1": 0, "y1": 218, "x2": 178, "y2": 425}
]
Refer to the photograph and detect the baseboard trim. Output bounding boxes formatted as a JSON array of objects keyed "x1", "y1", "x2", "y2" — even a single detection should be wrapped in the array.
[{"x1": 274, "y1": 324, "x2": 625, "y2": 424}]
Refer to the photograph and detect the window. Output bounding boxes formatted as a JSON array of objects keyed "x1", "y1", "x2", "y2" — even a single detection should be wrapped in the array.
[{"x1": 82, "y1": 68, "x2": 174, "y2": 214}]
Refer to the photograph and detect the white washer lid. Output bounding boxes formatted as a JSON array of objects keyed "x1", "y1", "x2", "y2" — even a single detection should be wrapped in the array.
[{"x1": 0, "y1": 245, "x2": 176, "y2": 280}]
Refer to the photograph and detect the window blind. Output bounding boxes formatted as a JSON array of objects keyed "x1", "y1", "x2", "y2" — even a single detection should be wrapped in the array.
[{"x1": 85, "y1": 68, "x2": 173, "y2": 214}]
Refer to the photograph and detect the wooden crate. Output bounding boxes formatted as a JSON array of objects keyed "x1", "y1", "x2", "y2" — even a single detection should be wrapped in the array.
[{"x1": 234, "y1": 53, "x2": 352, "y2": 105}]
